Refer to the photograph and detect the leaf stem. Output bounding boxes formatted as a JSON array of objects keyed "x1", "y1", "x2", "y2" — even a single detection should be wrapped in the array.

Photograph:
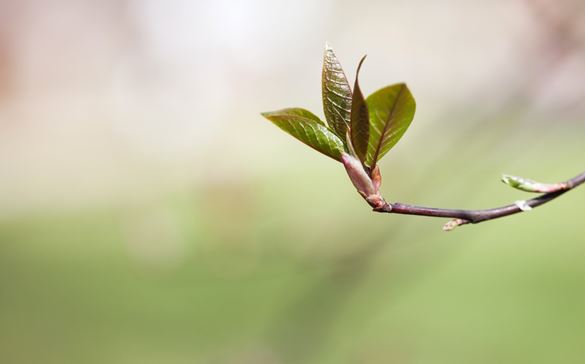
[{"x1": 374, "y1": 170, "x2": 585, "y2": 230}]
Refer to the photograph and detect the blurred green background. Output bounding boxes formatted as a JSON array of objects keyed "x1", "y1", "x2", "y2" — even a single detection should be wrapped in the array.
[{"x1": 1, "y1": 0, "x2": 585, "y2": 363}]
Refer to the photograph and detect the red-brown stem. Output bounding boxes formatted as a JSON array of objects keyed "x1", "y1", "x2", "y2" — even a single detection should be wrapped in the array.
[{"x1": 374, "y1": 171, "x2": 585, "y2": 226}]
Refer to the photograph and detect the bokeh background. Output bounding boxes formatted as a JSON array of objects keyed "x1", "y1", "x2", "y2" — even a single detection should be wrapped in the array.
[{"x1": 1, "y1": 0, "x2": 585, "y2": 363}]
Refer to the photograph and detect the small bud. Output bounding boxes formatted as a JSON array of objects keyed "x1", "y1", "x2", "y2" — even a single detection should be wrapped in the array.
[
  {"x1": 442, "y1": 218, "x2": 467, "y2": 232},
  {"x1": 502, "y1": 174, "x2": 568, "y2": 193},
  {"x1": 371, "y1": 165, "x2": 382, "y2": 191},
  {"x1": 514, "y1": 200, "x2": 532, "y2": 211}
]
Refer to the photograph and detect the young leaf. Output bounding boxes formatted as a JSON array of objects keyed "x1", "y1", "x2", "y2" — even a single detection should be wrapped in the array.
[
  {"x1": 350, "y1": 55, "x2": 369, "y2": 163},
  {"x1": 261, "y1": 108, "x2": 345, "y2": 161},
  {"x1": 267, "y1": 107, "x2": 325, "y2": 126},
  {"x1": 502, "y1": 174, "x2": 569, "y2": 193},
  {"x1": 322, "y1": 44, "x2": 352, "y2": 140},
  {"x1": 365, "y1": 83, "x2": 416, "y2": 167}
]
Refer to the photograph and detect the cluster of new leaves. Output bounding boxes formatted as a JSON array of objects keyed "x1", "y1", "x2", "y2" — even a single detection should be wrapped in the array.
[
  {"x1": 261, "y1": 44, "x2": 416, "y2": 173},
  {"x1": 261, "y1": 44, "x2": 585, "y2": 229}
]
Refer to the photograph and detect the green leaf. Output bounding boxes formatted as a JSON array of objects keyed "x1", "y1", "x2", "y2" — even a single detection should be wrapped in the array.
[
  {"x1": 261, "y1": 108, "x2": 345, "y2": 161},
  {"x1": 269, "y1": 107, "x2": 325, "y2": 126},
  {"x1": 322, "y1": 43, "x2": 352, "y2": 140},
  {"x1": 350, "y1": 55, "x2": 369, "y2": 163},
  {"x1": 365, "y1": 83, "x2": 416, "y2": 167}
]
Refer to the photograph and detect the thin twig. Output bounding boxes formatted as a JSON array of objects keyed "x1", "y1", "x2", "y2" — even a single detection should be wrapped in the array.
[{"x1": 374, "y1": 171, "x2": 585, "y2": 230}]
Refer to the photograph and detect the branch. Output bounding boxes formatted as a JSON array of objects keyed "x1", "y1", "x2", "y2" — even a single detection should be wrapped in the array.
[{"x1": 373, "y1": 171, "x2": 585, "y2": 231}]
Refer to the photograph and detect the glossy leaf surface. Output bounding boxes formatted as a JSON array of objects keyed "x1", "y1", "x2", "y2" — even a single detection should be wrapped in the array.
[
  {"x1": 365, "y1": 83, "x2": 416, "y2": 167},
  {"x1": 322, "y1": 44, "x2": 352, "y2": 140},
  {"x1": 261, "y1": 108, "x2": 345, "y2": 161}
]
